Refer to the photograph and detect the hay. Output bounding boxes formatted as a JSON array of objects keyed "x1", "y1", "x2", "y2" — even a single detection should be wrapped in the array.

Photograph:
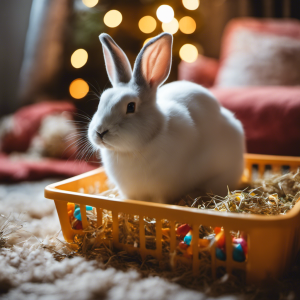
[{"x1": 200, "y1": 170, "x2": 300, "y2": 215}]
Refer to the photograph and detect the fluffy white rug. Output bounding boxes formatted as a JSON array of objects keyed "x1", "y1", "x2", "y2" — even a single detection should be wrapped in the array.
[{"x1": 0, "y1": 180, "x2": 240, "y2": 300}]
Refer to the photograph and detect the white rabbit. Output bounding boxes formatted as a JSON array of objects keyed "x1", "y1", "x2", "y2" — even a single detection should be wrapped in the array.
[{"x1": 88, "y1": 33, "x2": 245, "y2": 203}]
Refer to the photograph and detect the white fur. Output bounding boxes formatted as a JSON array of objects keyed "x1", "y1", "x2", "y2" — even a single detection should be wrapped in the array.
[{"x1": 89, "y1": 33, "x2": 245, "y2": 203}]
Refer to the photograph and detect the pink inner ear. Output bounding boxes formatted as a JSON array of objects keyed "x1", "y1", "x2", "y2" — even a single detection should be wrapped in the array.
[
  {"x1": 142, "y1": 38, "x2": 171, "y2": 88},
  {"x1": 103, "y1": 46, "x2": 116, "y2": 83}
]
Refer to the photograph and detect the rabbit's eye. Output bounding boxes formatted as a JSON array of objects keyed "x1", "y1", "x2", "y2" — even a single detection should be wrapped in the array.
[{"x1": 126, "y1": 102, "x2": 135, "y2": 114}]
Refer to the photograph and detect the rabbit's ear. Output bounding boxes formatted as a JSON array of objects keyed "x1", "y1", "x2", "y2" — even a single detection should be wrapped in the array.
[
  {"x1": 133, "y1": 33, "x2": 172, "y2": 89},
  {"x1": 99, "y1": 33, "x2": 132, "y2": 86}
]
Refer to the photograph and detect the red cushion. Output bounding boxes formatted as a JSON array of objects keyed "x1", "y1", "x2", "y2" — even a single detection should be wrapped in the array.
[
  {"x1": 219, "y1": 18, "x2": 300, "y2": 64},
  {"x1": 178, "y1": 55, "x2": 219, "y2": 88},
  {"x1": 0, "y1": 153, "x2": 96, "y2": 182},
  {"x1": 210, "y1": 87, "x2": 300, "y2": 156},
  {"x1": 214, "y1": 18, "x2": 300, "y2": 87}
]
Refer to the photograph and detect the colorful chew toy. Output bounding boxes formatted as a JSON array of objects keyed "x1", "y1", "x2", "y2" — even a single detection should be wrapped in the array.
[
  {"x1": 215, "y1": 230, "x2": 247, "y2": 262},
  {"x1": 73, "y1": 204, "x2": 93, "y2": 221},
  {"x1": 177, "y1": 224, "x2": 247, "y2": 262},
  {"x1": 215, "y1": 229, "x2": 226, "y2": 260},
  {"x1": 233, "y1": 243, "x2": 245, "y2": 262},
  {"x1": 67, "y1": 202, "x2": 94, "y2": 230},
  {"x1": 177, "y1": 225, "x2": 210, "y2": 257}
]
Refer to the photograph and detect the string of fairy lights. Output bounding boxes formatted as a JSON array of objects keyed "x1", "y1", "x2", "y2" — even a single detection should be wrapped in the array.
[{"x1": 69, "y1": 0, "x2": 200, "y2": 99}]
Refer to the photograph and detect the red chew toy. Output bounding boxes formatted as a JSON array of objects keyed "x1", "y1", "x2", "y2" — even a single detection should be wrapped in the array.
[
  {"x1": 179, "y1": 241, "x2": 189, "y2": 250},
  {"x1": 214, "y1": 227, "x2": 222, "y2": 234},
  {"x1": 176, "y1": 224, "x2": 191, "y2": 236},
  {"x1": 73, "y1": 220, "x2": 83, "y2": 230}
]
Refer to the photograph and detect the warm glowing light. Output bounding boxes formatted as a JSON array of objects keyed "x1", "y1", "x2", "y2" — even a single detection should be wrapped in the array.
[
  {"x1": 69, "y1": 79, "x2": 89, "y2": 99},
  {"x1": 82, "y1": 0, "x2": 99, "y2": 7},
  {"x1": 179, "y1": 16, "x2": 196, "y2": 34},
  {"x1": 71, "y1": 49, "x2": 88, "y2": 69},
  {"x1": 182, "y1": 0, "x2": 200, "y2": 10},
  {"x1": 162, "y1": 18, "x2": 179, "y2": 34},
  {"x1": 143, "y1": 37, "x2": 153, "y2": 46},
  {"x1": 179, "y1": 44, "x2": 198, "y2": 63},
  {"x1": 156, "y1": 5, "x2": 174, "y2": 23},
  {"x1": 138, "y1": 16, "x2": 157, "y2": 33},
  {"x1": 104, "y1": 10, "x2": 122, "y2": 28}
]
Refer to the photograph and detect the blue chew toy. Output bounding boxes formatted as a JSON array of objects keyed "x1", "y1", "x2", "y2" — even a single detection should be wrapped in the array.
[
  {"x1": 232, "y1": 243, "x2": 246, "y2": 262},
  {"x1": 183, "y1": 234, "x2": 192, "y2": 246},
  {"x1": 216, "y1": 248, "x2": 226, "y2": 261},
  {"x1": 74, "y1": 205, "x2": 93, "y2": 221}
]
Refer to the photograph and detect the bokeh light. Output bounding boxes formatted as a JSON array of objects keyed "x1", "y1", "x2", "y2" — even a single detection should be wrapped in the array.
[
  {"x1": 143, "y1": 37, "x2": 154, "y2": 46},
  {"x1": 82, "y1": 0, "x2": 99, "y2": 8},
  {"x1": 162, "y1": 18, "x2": 179, "y2": 34},
  {"x1": 179, "y1": 44, "x2": 198, "y2": 63},
  {"x1": 182, "y1": 0, "x2": 200, "y2": 10},
  {"x1": 71, "y1": 49, "x2": 88, "y2": 69},
  {"x1": 156, "y1": 5, "x2": 174, "y2": 23},
  {"x1": 179, "y1": 16, "x2": 196, "y2": 34},
  {"x1": 139, "y1": 16, "x2": 157, "y2": 33},
  {"x1": 104, "y1": 10, "x2": 122, "y2": 28},
  {"x1": 69, "y1": 79, "x2": 89, "y2": 99}
]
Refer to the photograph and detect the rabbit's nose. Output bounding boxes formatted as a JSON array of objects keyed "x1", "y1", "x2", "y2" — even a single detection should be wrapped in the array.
[{"x1": 96, "y1": 129, "x2": 109, "y2": 139}]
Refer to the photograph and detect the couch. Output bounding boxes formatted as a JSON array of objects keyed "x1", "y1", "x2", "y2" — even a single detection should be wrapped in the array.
[{"x1": 178, "y1": 18, "x2": 300, "y2": 157}]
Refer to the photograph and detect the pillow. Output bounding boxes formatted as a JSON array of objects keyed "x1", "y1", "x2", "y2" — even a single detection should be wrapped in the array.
[
  {"x1": 178, "y1": 55, "x2": 219, "y2": 88},
  {"x1": 215, "y1": 29, "x2": 300, "y2": 87},
  {"x1": 211, "y1": 86, "x2": 300, "y2": 156}
]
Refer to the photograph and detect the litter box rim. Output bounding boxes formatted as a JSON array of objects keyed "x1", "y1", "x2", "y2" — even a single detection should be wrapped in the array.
[{"x1": 45, "y1": 166, "x2": 300, "y2": 229}]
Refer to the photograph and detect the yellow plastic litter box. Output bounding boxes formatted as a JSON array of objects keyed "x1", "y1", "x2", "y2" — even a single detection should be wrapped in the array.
[{"x1": 45, "y1": 153, "x2": 300, "y2": 284}]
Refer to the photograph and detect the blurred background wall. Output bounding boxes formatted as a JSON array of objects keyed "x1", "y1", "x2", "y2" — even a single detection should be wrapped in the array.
[{"x1": 0, "y1": 0, "x2": 32, "y2": 116}]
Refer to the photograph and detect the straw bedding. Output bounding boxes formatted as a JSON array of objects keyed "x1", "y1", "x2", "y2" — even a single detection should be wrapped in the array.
[{"x1": 1, "y1": 174, "x2": 300, "y2": 300}]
